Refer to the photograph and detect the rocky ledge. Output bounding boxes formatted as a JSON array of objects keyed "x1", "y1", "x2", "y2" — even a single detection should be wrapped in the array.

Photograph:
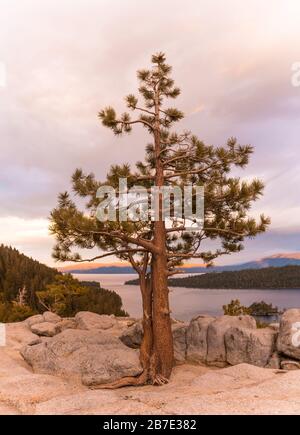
[
  {"x1": 120, "y1": 309, "x2": 300, "y2": 370},
  {"x1": 20, "y1": 309, "x2": 300, "y2": 383},
  {"x1": 0, "y1": 309, "x2": 300, "y2": 414}
]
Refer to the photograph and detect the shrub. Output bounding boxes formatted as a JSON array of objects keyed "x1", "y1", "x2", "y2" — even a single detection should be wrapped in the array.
[{"x1": 223, "y1": 299, "x2": 251, "y2": 316}]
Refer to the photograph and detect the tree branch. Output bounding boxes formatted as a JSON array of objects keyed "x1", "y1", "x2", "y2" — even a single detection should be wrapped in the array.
[
  {"x1": 75, "y1": 228, "x2": 158, "y2": 253},
  {"x1": 135, "y1": 106, "x2": 155, "y2": 116},
  {"x1": 203, "y1": 227, "x2": 248, "y2": 237},
  {"x1": 118, "y1": 119, "x2": 154, "y2": 131},
  {"x1": 71, "y1": 248, "x2": 146, "y2": 263},
  {"x1": 164, "y1": 161, "x2": 224, "y2": 179}
]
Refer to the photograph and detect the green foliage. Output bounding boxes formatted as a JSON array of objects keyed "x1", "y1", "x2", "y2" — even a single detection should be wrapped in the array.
[
  {"x1": 50, "y1": 52, "x2": 270, "y2": 275},
  {"x1": 169, "y1": 266, "x2": 300, "y2": 289},
  {"x1": 37, "y1": 274, "x2": 128, "y2": 317},
  {"x1": 222, "y1": 299, "x2": 279, "y2": 318},
  {"x1": 0, "y1": 302, "x2": 36, "y2": 323},
  {"x1": 223, "y1": 299, "x2": 251, "y2": 316},
  {"x1": 0, "y1": 245, "x2": 128, "y2": 322},
  {"x1": 248, "y1": 301, "x2": 279, "y2": 316},
  {"x1": 0, "y1": 244, "x2": 58, "y2": 308},
  {"x1": 36, "y1": 274, "x2": 87, "y2": 315}
]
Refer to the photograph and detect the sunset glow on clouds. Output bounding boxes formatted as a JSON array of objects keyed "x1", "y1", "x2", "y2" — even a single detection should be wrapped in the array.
[{"x1": 1, "y1": 0, "x2": 300, "y2": 266}]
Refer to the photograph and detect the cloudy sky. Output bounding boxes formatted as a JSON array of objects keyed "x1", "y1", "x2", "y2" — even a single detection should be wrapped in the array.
[{"x1": 0, "y1": 0, "x2": 300, "y2": 266}]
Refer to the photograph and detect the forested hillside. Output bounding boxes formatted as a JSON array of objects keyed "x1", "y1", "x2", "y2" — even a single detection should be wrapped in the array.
[
  {"x1": 167, "y1": 266, "x2": 300, "y2": 289},
  {"x1": 0, "y1": 245, "x2": 127, "y2": 321},
  {"x1": 0, "y1": 245, "x2": 58, "y2": 308}
]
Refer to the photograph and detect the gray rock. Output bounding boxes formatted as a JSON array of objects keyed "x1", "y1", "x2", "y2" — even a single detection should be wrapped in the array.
[
  {"x1": 186, "y1": 315, "x2": 215, "y2": 364},
  {"x1": 171, "y1": 317, "x2": 184, "y2": 325},
  {"x1": 75, "y1": 312, "x2": 116, "y2": 331},
  {"x1": 172, "y1": 324, "x2": 188, "y2": 364},
  {"x1": 277, "y1": 309, "x2": 300, "y2": 360},
  {"x1": 225, "y1": 327, "x2": 277, "y2": 367},
  {"x1": 31, "y1": 322, "x2": 60, "y2": 337},
  {"x1": 6, "y1": 322, "x2": 39, "y2": 350},
  {"x1": 119, "y1": 322, "x2": 143, "y2": 349},
  {"x1": 20, "y1": 329, "x2": 143, "y2": 386},
  {"x1": 120, "y1": 320, "x2": 188, "y2": 364},
  {"x1": 43, "y1": 311, "x2": 61, "y2": 323},
  {"x1": 119, "y1": 321, "x2": 187, "y2": 363},
  {"x1": 26, "y1": 315, "x2": 44, "y2": 328},
  {"x1": 116, "y1": 317, "x2": 137, "y2": 328},
  {"x1": 56, "y1": 319, "x2": 77, "y2": 332},
  {"x1": 206, "y1": 315, "x2": 256, "y2": 367},
  {"x1": 281, "y1": 360, "x2": 300, "y2": 370}
]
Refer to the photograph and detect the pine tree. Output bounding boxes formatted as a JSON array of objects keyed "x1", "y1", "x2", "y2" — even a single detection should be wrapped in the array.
[{"x1": 50, "y1": 53, "x2": 270, "y2": 387}]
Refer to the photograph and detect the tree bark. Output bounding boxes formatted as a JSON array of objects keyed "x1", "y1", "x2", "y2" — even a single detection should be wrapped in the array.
[
  {"x1": 151, "y1": 249, "x2": 173, "y2": 381},
  {"x1": 149, "y1": 85, "x2": 174, "y2": 382},
  {"x1": 91, "y1": 70, "x2": 174, "y2": 389},
  {"x1": 139, "y1": 274, "x2": 153, "y2": 377}
]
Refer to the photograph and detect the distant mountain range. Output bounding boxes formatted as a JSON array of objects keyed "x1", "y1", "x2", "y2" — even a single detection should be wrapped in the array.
[{"x1": 59, "y1": 253, "x2": 300, "y2": 274}]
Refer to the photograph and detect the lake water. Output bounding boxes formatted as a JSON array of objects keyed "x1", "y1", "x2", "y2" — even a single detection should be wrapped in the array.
[{"x1": 73, "y1": 273, "x2": 300, "y2": 322}]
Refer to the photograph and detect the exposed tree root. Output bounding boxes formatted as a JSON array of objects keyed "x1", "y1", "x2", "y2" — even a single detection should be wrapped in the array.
[
  {"x1": 89, "y1": 370, "x2": 170, "y2": 390},
  {"x1": 151, "y1": 374, "x2": 169, "y2": 386},
  {"x1": 89, "y1": 371, "x2": 149, "y2": 390}
]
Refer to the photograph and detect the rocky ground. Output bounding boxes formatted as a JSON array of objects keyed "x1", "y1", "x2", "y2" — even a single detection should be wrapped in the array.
[{"x1": 1, "y1": 310, "x2": 300, "y2": 415}]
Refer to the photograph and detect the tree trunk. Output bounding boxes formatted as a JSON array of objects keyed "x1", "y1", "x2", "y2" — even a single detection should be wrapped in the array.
[
  {"x1": 91, "y1": 72, "x2": 174, "y2": 389},
  {"x1": 151, "y1": 250, "x2": 173, "y2": 381},
  {"x1": 149, "y1": 88, "x2": 174, "y2": 383},
  {"x1": 139, "y1": 274, "x2": 153, "y2": 378},
  {"x1": 132, "y1": 265, "x2": 173, "y2": 384},
  {"x1": 91, "y1": 264, "x2": 173, "y2": 388}
]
